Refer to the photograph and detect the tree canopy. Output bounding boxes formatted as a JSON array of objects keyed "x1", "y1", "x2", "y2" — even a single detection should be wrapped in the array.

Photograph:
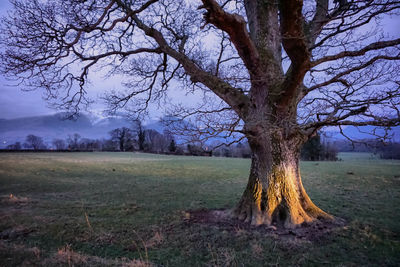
[{"x1": 0, "y1": 0, "x2": 398, "y2": 144}]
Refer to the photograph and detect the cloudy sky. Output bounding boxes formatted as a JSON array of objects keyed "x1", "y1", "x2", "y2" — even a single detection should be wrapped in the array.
[{"x1": 0, "y1": 1, "x2": 399, "y2": 120}]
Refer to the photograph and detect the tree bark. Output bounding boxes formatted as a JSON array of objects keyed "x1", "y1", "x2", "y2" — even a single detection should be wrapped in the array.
[{"x1": 234, "y1": 128, "x2": 332, "y2": 228}]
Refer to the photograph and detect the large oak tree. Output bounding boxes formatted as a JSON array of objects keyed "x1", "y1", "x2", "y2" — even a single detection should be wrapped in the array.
[{"x1": 1, "y1": 0, "x2": 399, "y2": 227}]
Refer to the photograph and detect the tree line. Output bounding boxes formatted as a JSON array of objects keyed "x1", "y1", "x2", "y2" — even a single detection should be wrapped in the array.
[
  {"x1": 331, "y1": 139, "x2": 400, "y2": 160},
  {"x1": 4, "y1": 129, "x2": 343, "y2": 160},
  {"x1": 5, "y1": 127, "x2": 177, "y2": 153},
  {"x1": 11, "y1": 129, "x2": 400, "y2": 161}
]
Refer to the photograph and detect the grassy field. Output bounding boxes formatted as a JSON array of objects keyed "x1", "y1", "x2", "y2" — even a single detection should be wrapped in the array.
[{"x1": 0, "y1": 152, "x2": 399, "y2": 266}]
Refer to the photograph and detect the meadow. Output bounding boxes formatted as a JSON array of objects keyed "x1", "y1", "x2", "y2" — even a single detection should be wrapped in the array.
[{"x1": 0, "y1": 152, "x2": 399, "y2": 266}]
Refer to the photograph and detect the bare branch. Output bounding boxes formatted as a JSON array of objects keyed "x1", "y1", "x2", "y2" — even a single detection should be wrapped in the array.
[
  {"x1": 115, "y1": 0, "x2": 250, "y2": 118},
  {"x1": 277, "y1": 0, "x2": 312, "y2": 110},
  {"x1": 199, "y1": 0, "x2": 262, "y2": 79},
  {"x1": 312, "y1": 38, "x2": 400, "y2": 66}
]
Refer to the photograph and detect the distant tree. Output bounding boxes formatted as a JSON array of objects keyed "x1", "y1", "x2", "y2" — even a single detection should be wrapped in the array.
[
  {"x1": 144, "y1": 129, "x2": 168, "y2": 152},
  {"x1": 222, "y1": 147, "x2": 232, "y2": 158},
  {"x1": 187, "y1": 144, "x2": 206, "y2": 156},
  {"x1": 91, "y1": 139, "x2": 104, "y2": 151},
  {"x1": 163, "y1": 129, "x2": 175, "y2": 152},
  {"x1": 102, "y1": 138, "x2": 118, "y2": 151},
  {"x1": 67, "y1": 133, "x2": 81, "y2": 150},
  {"x1": 78, "y1": 138, "x2": 95, "y2": 151},
  {"x1": 235, "y1": 142, "x2": 251, "y2": 158},
  {"x1": 6, "y1": 142, "x2": 21, "y2": 150},
  {"x1": 168, "y1": 139, "x2": 177, "y2": 153},
  {"x1": 76, "y1": 138, "x2": 103, "y2": 151},
  {"x1": 174, "y1": 145, "x2": 185, "y2": 155},
  {"x1": 109, "y1": 127, "x2": 134, "y2": 151},
  {"x1": 213, "y1": 148, "x2": 221, "y2": 157},
  {"x1": 301, "y1": 134, "x2": 322, "y2": 161},
  {"x1": 301, "y1": 133, "x2": 338, "y2": 161},
  {"x1": 133, "y1": 120, "x2": 146, "y2": 151},
  {"x1": 138, "y1": 130, "x2": 146, "y2": 151},
  {"x1": 378, "y1": 142, "x2": 400, "y2": 160},
  {"x1": 24, "y1": 135, "x2": 46, "y2": 150},
  {"x1": 52, "y1": 139, "x2": 66, "y2": 150},
  {"x1": 321, "y1": 141, "x2": 338, "y2": 161}
]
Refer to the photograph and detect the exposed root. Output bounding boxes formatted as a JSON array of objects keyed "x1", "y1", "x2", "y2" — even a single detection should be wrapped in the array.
[
  {"x1": 234, "y1": 187, "x2": 334, "y2": 228},
  {"x1": 184, "y1": 208, "x2": 344, "y2": 241}
]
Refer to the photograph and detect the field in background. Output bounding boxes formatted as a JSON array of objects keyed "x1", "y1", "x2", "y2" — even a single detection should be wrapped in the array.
[{"x1": 0, "y1": 152, "x2": 399, "y2": 266}]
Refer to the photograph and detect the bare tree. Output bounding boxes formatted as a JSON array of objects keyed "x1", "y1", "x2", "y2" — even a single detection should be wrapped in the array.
[
  {"x1": 24, "y1": 134, "x2": 46, "y2": 150},
  {"x1": 132, "y1": 120, "x2": 146, "y2": 151},
  {"x1": 144, "y1": 129, "x2": 168, "y2": 152},
  {"x1": 79, "y1": 138, "x2": 103, "y2": 151},
  {"x1": 6, "y1": 141, "x2": 22, "y2": 150},
  {"x1": 109, "y1": 127, "x2": 134, "y2": 151},
  {"x1": 67, "y1": 133, "x2": 81, "y2": 150},
  {"x1": 52, "y1": 138, "x2": 66, "y2": 150},
  {"x1": 168, "y1": 139, "x2": 177, "y2": 153},
  {"x1": 1, "y1": 0, "x2": 399, "y2": 227}
]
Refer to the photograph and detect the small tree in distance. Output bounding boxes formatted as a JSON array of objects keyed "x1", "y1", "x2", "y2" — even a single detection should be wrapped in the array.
[
  {"x1": 67, "y1": 133, "x2": 81, "y2": 151},
  {"x1": 168, "y1": 139, "x2": 177, "y2": 153},
  {"x1": 6, "y1": 141, "x2": 22, "y2": 150},
  {"x1": 109, "y1": 127, "x2": 134, "y2": 151},
  {"x1": 52, "y1": 139, "x2": 66, "y2": 150},
  {"x1": 132, "y1": 120, "x2": 146, "y2": 152},
  {"x1": 24, "y1": 134, "x2": 46, "y2": 150},
  {"x1": 300, "y1": 133, "x2": 338, "y2": 161},
  {"x1": 1, "y1": 0, "x2": 399, "y2": 228},
  {"x1": 301, "y1": 134, "x2": 322, "y2": 161}
]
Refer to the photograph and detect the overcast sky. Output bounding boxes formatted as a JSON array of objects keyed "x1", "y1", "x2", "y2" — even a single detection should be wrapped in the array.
[{"x1": 0, "y1": 1, "x2": 399, "y2": 120}]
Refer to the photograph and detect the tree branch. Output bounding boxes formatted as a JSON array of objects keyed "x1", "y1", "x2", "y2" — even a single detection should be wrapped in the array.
[
  {"x1": 307, "y1": 54, "x2": 400, "y2": 92},
  {"x1": 312, "y1": 38, "x2": 400, "y2": 66},
  {"x1": 307, "y1": 0, "x2": 351, "y2": 45},
  {"x1": 278, "y1": 0, "x2": 311, "y2": 109},
  {"x1": 115, "y1": 0, "x2": 250, "y2": 119},
  {"x1": 198, "y1": 0, "x2": 262, "y2": 79}
]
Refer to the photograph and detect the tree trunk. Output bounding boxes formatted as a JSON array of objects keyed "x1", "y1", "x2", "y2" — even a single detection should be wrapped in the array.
[{"x1": 234, "y1": 129, "x2": 332, "y2": 228}]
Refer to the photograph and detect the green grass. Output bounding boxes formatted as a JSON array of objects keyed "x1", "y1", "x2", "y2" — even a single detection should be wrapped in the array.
[{"x1": 0, "y1": 152, "x2": 399, "y2": 266}]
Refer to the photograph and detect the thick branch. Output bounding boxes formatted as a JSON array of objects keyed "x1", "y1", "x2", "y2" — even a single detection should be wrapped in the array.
[
  {"x1": 279, "y1": 0, "x2": 310, "y2": 67},
  {"x1": 199, "y1": 0, "x2": 262, "y2": 79},
  {"x1": 307, "y1": 0, "x2": 350, "y2": 45},
  {"x1": 308, "y1": 0, "x2": 329, "y2": 45},
  {"x1": 278, "y1": 0, "x2": 311, "y2": 110},
  {"x1": 243, "y1": 0, "x2": 281, "y2": 64},
  {"x1": 115, "y1": 0, "x2": 250, "y2": 118}
]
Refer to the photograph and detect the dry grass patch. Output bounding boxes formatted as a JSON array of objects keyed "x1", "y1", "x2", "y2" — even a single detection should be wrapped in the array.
[{"x1": 44, "y1": 245, "x2": 153, "y2": 266}]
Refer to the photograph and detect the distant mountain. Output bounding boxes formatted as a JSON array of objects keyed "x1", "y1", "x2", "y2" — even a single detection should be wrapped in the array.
[{"x1": 0, "y1": 113, "x2": 133, "y2": 148}]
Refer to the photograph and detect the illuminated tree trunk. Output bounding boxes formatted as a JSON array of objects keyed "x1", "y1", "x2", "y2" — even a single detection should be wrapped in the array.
[{"x1": 234, "y1": 128, "x2": 332, "y2": 228}]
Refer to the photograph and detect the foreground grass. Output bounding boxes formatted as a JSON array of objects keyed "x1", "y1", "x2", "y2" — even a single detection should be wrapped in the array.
[{"x1": 0, "y1": 152, "x2": 399, "y2": 266}]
